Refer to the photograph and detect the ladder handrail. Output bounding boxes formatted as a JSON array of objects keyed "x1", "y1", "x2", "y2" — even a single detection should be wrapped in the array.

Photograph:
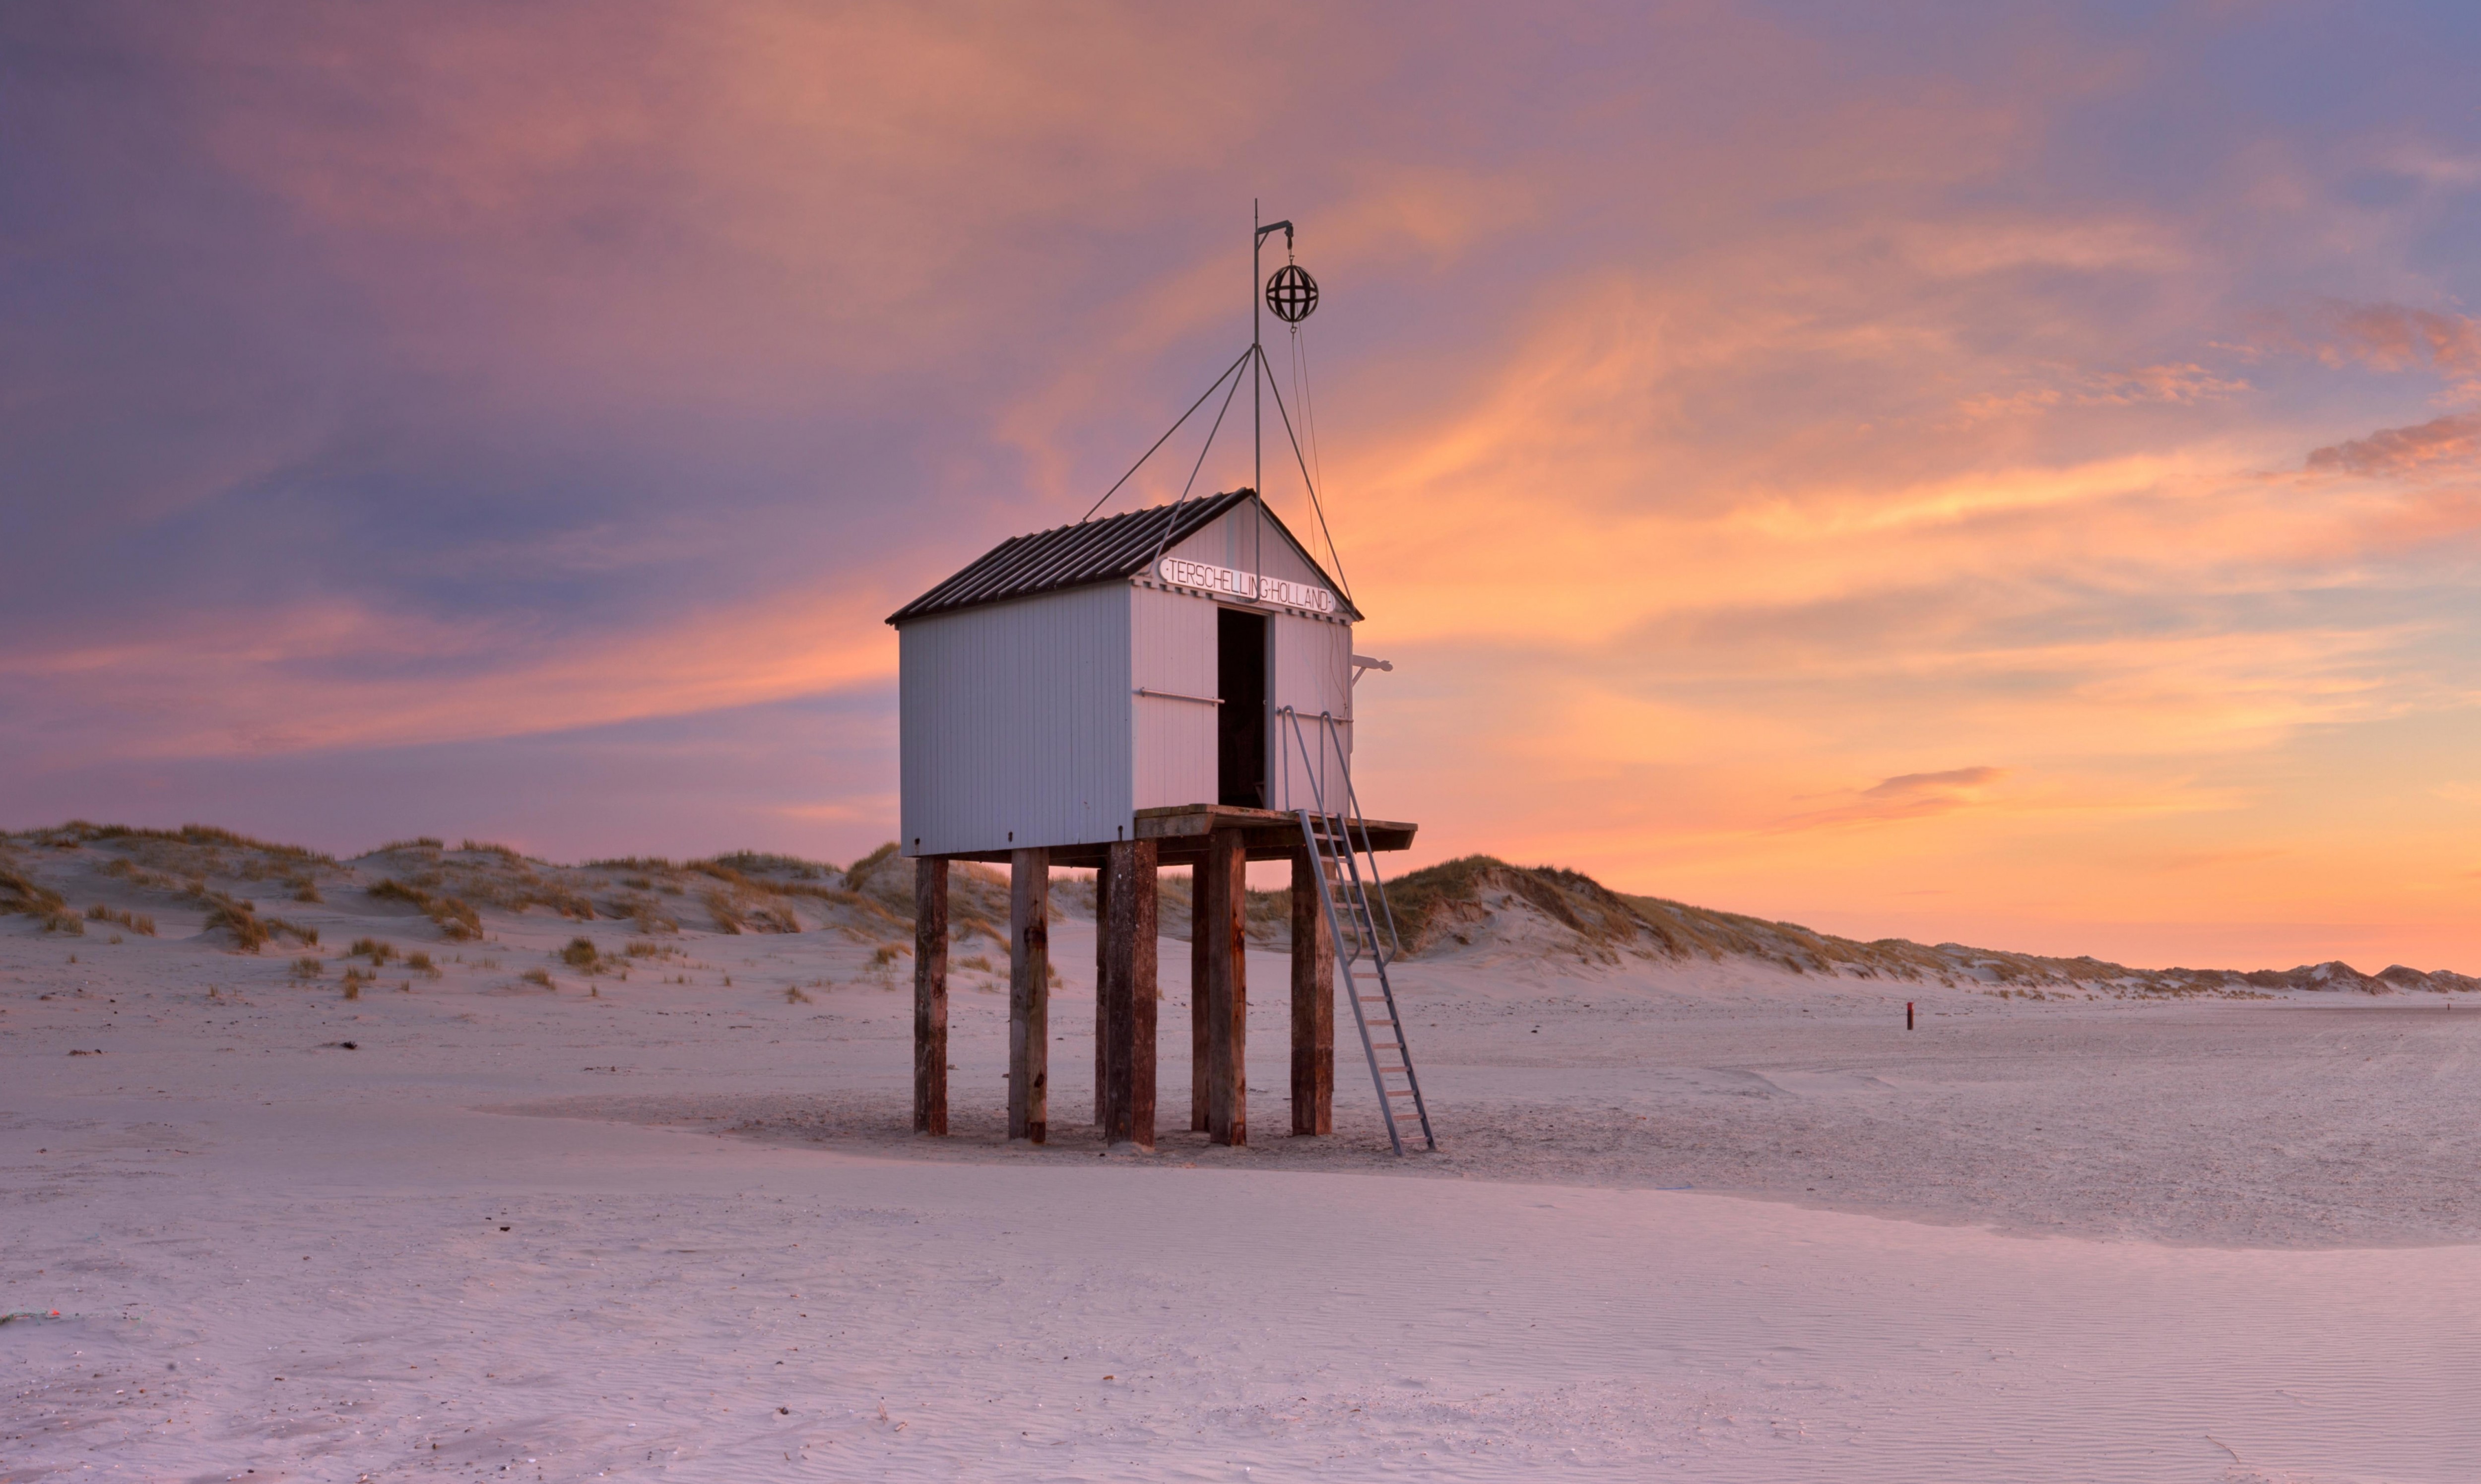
[
  {"x1": 1320, "y1": 709, "x2": 1405, "y2": 964},
  {"x1": 1277, "y1": 705, "x2": 1435, "y2": 1154},
  {"x1": 1277, "y1": 706, "x2": 1403, "y2": 963}
]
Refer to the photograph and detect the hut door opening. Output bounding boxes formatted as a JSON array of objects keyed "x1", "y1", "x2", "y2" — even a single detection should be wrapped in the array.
[{"x1": 1217, "y1": 607, "x2": 1268, "y2": 807}]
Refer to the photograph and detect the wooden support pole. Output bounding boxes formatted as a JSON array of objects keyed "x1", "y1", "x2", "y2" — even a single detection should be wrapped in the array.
[
  {"x1": 1094, "y1": 851, "x2": 1114, "y2": 1129},
  {"x1": 1290, "y1": 848, "x2": 1334, "y2": 1137},
  {"x1": 1102, "y1": 839, "x2": 1158, "y2": 1150},
  {"x1": 1190, "y1": 872, "x2": 1211, "y2": 1133},
  {"x1": 1203, "y1": 829, "x2": 1247, "y2": 1147},
  {"x1": 913, "y1": 857, "x2": 948, "y2": 1136},
  {"x1": 1008, "y1": 847, "x2": 1050, "y2": 1144}
]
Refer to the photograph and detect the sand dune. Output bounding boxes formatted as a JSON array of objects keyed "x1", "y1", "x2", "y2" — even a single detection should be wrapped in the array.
[{"x1": 9, "y1": 821, "x2": 2469, "y2": 993}]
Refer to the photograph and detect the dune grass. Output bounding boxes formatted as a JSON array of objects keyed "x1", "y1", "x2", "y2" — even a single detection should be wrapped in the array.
[
  {"x1": 365, "y1": 880, "x2": 482, "y2": 940},
  {"x1": 200, "y1": 892, "x2": 318, "y2": 952},
  {"x1": 84, "y1": 904, "x2": 157, "y2": 936},
  {"x1": 3, "y1": 852, "x2": 86, "y2": 937},
  {"x1": 43, "y1": 821, "x2": 335, "y2": 866}
]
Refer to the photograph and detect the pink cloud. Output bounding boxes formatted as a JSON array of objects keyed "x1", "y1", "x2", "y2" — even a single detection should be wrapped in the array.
[
  {"x1": 2302, "y1": 303, "x2": 2481, "y2": 386},
  {"x1": 2307, "y1": 412, "x2": 2481, "y2": 478}
]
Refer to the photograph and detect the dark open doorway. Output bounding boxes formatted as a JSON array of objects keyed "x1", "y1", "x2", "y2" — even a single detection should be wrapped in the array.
[{"x1": 1217, "y1": 606, "x2": 1268, "y2": 807}]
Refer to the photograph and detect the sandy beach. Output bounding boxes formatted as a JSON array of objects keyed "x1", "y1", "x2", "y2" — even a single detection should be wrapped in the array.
[{"x1": 8, "y1": 838, "x2": 2480, "y2": 1481}]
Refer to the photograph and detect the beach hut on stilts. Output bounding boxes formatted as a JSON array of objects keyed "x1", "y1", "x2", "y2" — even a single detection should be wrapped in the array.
[{"x1": 888, "y1": 209, "x2": 1434, "y2": 1155}]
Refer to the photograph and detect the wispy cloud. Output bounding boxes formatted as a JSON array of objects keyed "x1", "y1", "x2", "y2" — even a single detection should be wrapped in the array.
[
  {"x1": 2278, "y1": 302, "x2": 2481, "y2": 390},
  {"x1": 1956, "y1": 363, "x2": 2252, "y2": 421},
  {"x1": 1768, "y1": 768, "x2": 2011, "y2": 833},
  {"x1": 0, "y1": 588, "x2": 900, "y2": 762}
]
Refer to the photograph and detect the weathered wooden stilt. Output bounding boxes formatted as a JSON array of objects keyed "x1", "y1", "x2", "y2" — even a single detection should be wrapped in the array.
[
  {"x1": 913, "y1": 857, "x2": 949, "y2": 1136},
  {"x1": 1008, "y1": 847, "x2": 1050, "y2": 1144},
  {"x1": 1290, "y1": 848, "x2": 1334, "y2": 1136},
  {"x1": 1094, "y1": 851, "x2": 1114, "y2": 1129},
  {"x1": 1204, "y1": 830, "x2": 1247, "y2": 1147},
  {"x1": 1102, "y1": 839, "x2": 1158, "y2": 1150},
  {"x1": 1190, "y1": 873, "x2": 1211, "y2": 1133}
]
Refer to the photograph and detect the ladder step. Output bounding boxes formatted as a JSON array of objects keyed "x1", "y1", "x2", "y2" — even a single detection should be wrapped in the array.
[{"x1": 1290, "y1": 781, "x2": 1430, "y2": 1158}]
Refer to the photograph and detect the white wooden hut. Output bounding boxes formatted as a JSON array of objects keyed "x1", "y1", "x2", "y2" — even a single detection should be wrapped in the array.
[{"x1": 887, "y1": 488, "x2": 1416, "y2": 1153}]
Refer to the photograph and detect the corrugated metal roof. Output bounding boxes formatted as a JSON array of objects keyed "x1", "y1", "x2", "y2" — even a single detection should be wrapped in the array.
[{"x1": 886, "y1": 490, "x2": 1359, "y2": 624}]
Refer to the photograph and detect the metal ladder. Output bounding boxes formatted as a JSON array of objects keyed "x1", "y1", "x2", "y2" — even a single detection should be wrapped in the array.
[{"x1": 1278, "y1": 707, "x2": 1436, "y2": 1155}]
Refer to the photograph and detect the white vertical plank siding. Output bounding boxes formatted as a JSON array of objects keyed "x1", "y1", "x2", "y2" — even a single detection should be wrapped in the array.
[
  {"x1": 898, "y1": 585, "x2": 1133, "y2": 857},
  {"x1": 898, "y1": 498, "x2": 1366, "y2": 858},
  {"x1": 1129, "y1": 584, "x2": 1218, "y2": 810},
  {"x1": 1270, "y1": 609, "x2": 1354, "y2": 814}
]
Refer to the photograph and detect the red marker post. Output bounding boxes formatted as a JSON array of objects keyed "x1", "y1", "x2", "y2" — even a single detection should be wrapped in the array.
[{"x1": 1906, "y1": 1001, "x2": 1915, "y2": 1031}]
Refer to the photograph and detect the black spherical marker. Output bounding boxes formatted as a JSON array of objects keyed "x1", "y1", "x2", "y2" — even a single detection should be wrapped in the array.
[{"x1": 1266, "y1": 263, "x2": 1318, "y2": 323}]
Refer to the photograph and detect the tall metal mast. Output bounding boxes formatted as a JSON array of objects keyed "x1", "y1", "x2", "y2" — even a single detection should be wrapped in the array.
[{"x1": 1253, "y1": 204, "x2": 1295, "y2": 586}]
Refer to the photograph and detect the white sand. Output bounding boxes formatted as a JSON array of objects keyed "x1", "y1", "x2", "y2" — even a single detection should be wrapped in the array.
[{"x1": 7, "y1": 883, "x2": 2481, "y2": 1480}]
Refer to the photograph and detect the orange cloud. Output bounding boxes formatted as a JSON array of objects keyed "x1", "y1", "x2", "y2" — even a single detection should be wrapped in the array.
[
  {"x1": 1, "y1": 587, "x2": 900, "y2": 761},
  {"x1": 1767, "y1": 767, "x2": 2011, "y2": 832}
]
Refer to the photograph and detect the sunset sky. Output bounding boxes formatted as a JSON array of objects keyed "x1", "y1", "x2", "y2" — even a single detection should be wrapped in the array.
[{"x1": 10, "y1": 3, "x2": 2481, "y2": 969}]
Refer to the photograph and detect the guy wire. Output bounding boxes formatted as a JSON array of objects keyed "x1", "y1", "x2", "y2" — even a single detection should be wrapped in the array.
[
  {"x1": 1145, "y1": 350, "x2": 1250, "y2": 576},
  {"x1": 1256, "y1": 343, "x2": 1352, "y2": 604},
  {"x1": 1289, "y1": 323, "x2": 1340, "y2": 584},
  {"x1": 1079, "y1": 347, "x2": 1252, "y2": 523}
]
